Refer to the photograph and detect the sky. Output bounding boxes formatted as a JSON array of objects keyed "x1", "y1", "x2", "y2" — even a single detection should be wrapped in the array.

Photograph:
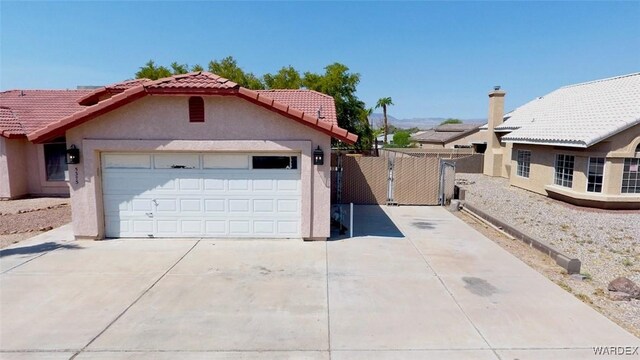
[{"x1": 1, "y1": 1, "x2": 639, "y2": 120}]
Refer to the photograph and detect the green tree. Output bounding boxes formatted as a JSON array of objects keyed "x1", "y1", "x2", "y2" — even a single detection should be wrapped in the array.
[
  {"x1": 302, "y1": 63, "x2": 367, "y2": 149},
  {"x1": 440, "y1": 118, "x2": 463, "y2": 125},
  {"x1": 375, "y1": 97, "x2": 394, "y2": 144},
  {"x1": 263, "y1": 66, "x2": 302, "y2": 89},
  {"x1": 208, "y1": 56, "x2": 265, "y2": 89},
  {"x1": 135, "y1": 60, "x2": 172, "y2": 80},
  {"x1": 170, "y1": 62, "x2": 189, "y2": 75},
  {"x1": 191, "y1": 64, "x2": 204, "y2": 72},
  {"x1": 390, "y1": 130, "x2": 411, "y2": 148}
]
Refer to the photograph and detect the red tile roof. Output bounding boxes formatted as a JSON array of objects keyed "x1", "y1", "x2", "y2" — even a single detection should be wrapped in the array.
[
  {"x1": 148, "y1": 72, "x2": 238, "y2": 90},
  {"x1": 5, "y1": 72, "x2": 357, "y2": 144},
  {"x1": 0, "y1": 90, "x2": 92, "y2": 138},
  {"x1": 78, "y1": 79, "x2": 149, "y2": 105},
  {"x1": 256, "y1": 90, "x2": 338, "y2": 126}
]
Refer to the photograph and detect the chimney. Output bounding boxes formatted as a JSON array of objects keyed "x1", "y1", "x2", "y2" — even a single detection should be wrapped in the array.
[
  {"x1": 487, "y1": 86, "x2": 506, "y2": 136},
  {"x1": 483, "y1": 86, "x2": 506, "y2": 177}
]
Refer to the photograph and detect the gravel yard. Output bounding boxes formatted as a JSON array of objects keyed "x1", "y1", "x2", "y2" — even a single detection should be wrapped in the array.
[
  {"x1": 456, "y1": 173, "x2": 640, "y2": 336},
  {"x1": 0, "y1": 197, "x2": 71, "y2": 249}
]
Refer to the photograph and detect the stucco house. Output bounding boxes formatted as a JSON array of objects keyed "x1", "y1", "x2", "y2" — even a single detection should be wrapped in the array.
[
  {"x1": 483, "y1": 72, "x2": 640, "y2": 209},
  {"x1": 411, "y1": 123, "x2": 486, "y2": 152},
  {"x1": 1, "y1": 72, "x2": 357, "y2": 240}
]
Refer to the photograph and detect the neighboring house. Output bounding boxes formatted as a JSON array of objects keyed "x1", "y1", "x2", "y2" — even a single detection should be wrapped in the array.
[
  {"x1": 483, "y1": 73, "x2": 640, "y2": 209},
  {"x1": 411, "y1": 123, "x2": 486, "y2": 152},
  {"x1": 1, "y1": 72, "x2": 357, "y2": 240}
]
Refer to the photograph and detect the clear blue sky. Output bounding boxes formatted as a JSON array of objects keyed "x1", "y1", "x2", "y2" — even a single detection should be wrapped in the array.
[{"x1": 1, "y1": 1, "x2": 638, "y2": 119}]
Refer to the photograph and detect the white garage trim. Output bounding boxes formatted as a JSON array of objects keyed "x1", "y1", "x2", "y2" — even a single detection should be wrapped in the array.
[
  {"x1": 75, "y1": 140, "x2": 314, "y2": 239},
  {"x1": 102, "y1": 152, "x2": 301, "y2": 238}
]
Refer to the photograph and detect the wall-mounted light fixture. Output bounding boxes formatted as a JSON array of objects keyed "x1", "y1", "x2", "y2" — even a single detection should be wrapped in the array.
[
  {"x1": 66, "y1": 145, "x2": 80, "y2": 164},
  {"x1": 313, "y1": 146, "x2": 324, "y2": 166}
]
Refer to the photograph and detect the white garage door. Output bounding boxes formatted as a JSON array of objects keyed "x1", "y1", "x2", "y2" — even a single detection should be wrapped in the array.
[{"x1": 102, "y1": 153, "x2": 301, "y2": 238}]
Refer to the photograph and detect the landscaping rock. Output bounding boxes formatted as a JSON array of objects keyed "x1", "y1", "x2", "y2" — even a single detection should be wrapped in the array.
[
  {"x1": 609, "y1": 291, "x2": 632, "y2": 301},
  {"x1": 608, "y1": 277, "x2": 640, "y2": 299}
]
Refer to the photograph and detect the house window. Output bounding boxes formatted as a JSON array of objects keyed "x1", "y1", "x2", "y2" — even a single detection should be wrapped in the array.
[
  {"x1": 554, "y1": 154, "x2": 574, "y2": 188},
  {"x1": 188, "y1": 96, "x2": 205, "y2": 122},
  {"x1": 586, "y1": 157, "x2": 605, "y2": 193},
  {"x1": 621, "y1": 158, "x2": 640, "y2": 194},
  {"x1": 252, "y1": 156, "x2": 298, "y2": 169},
  {"x1": 516, "y1": 150, "x2": 531, "y2": 178},
  {"x1": 44, "y1": 137, "x2": 68, "y2": 181}
]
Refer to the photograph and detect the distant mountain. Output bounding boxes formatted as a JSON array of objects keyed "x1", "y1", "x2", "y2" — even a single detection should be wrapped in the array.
[{"x1": 368, "y1": 113, "x2": 485, "y2": 130}]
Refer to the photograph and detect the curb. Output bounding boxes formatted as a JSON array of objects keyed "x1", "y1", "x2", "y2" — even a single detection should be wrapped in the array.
[{"x1": 461, "y1": 202, "x2": 581, "y2": 274}]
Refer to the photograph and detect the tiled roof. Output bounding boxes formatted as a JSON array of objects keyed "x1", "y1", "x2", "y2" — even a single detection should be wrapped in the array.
[
  {"x1": 0, "y1": 107, "x2": 23, "y2": 137},
  {"x1": 411, "y1": 123, "x2": 481, "y2": 143},
  {"x1": 256, "y1": 89, "x2": 338, "y2": 126},
  {"x1": 27, "y1": 72, "x2": 357, "y2": 144},
  {"x1": 78, "y1": 79, "x2": 150, "y2": 105},
  {"x1": 0, "y1": 90, "x2": 92, "y2": 138},
  {"x1": 147, "y1": 72, "x2": 238, "y2": 90},
  {"x1": 500, "y1": 73, "x2": 640, "y2": 147}
]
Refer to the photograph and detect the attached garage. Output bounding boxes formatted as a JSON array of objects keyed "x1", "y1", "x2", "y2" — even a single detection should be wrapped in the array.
[
  {"x1": 102, "y1": 153, "x2": 301, "y2": 238},
  {"x1": 26, "y1": 71, "x2": 358, "y2": 240}
]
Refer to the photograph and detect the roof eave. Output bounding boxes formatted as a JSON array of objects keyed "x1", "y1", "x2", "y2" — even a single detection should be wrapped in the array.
[
  {"x1": 28, "y1": 85, "x2": 148, "y2": 143},
  {"x1": 501, "y1": 138, "x2": 588, "y2": 148},
  {"x1": 583, "y1": 118, "x2": 640, "y2": 148},
  {"x1": 237, "y1": 88, "x2": 357, "y2": 144}
]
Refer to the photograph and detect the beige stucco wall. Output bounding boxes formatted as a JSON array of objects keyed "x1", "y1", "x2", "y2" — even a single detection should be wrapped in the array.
[
  {"x1": 66, "y1": 95, "x2": 332, "y2": 240},
  {"x1": 0, "y1": 137, "x2": 29, "y2": 199},
  {"x1": 0, "y1": 137, "x2": 11, "y2": 198},
  {"x1": 0, "y1": 137, "x2": 70, "y2": 199},
  {"x1": 508, "y1": 124, "x2": 640, "y2": 207}
]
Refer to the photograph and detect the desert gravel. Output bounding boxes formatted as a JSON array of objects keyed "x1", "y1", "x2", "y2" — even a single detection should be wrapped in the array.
[
  {"x1": 0, "y1": 197, "x2": 71, "y2": 249},
  {"x1": 457, "y1": 173, "x2": 640, "y2": 336}
]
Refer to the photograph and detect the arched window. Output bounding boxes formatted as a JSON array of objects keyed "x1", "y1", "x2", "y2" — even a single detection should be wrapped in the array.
[{"x1": 189, "y1": 97, "x2": 205, "y2": 122}]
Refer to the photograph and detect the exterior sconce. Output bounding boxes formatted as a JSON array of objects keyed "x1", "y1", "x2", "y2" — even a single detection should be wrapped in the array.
[
  {"x1": 313, "y1": 146, "x2": 324, "y2": 165},
  {"x1": 66, "y1": 145, "x2": 80, "y2": 164}
]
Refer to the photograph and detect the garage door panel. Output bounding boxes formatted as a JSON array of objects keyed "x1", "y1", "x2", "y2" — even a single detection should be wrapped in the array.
[
  {"x1": 229, "y1": 220, "x2": 251, "y2": 235},
  {"x1": 205, "y1": 220, "x2": 226, "y2": 234},
  {"x1": 204, "y1": 199, "x2": 225, "y2": 212},
  {"x1": 204, "y1": 178, "x2": 225, "y2": 190},
  {"x1": 229, "y1": 199, "x2": 250, "y2": 213},
  {"x1": 132, "y1": 220, "x2": 154, "y2": 234},
  {"x1": 157, "y1": 220, "x2": 178, "y2": 234},
  {"x1": 277, "y1": 199, "x2": 299, "y2": 213},
  {"x1": 102, "y1": 153, "x2": 301, "y2": 238},
  {"x1": 228, "y1": 179, "x2": 249, "y2": 191},
  {"x1": 253, "y1": 199, "x2": 274, "y2": 213},
  {"x1": 180, "y1": 220, "x2": 202, "y2": 235},
  {"x1": 253, "y1": 221, "x2": 275, "y2": 235},
  {"x1": 179, "y1": 199, "x2": 202, "y2": 212},
  {"x1": 277, "y1": 221, "x2": 299, "y2": 234}
]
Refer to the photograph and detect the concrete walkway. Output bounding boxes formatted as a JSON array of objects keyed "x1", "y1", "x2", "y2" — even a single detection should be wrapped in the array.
[{"x1": 1, "y1": 206, "x2": 638, "y2": 360}]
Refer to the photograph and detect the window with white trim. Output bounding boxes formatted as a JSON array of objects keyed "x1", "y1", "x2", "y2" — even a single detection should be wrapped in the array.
[
  {"x1": 516, "y1": 150, "x2": 531, "y2": 178},
  {"x1": 621, "y1": 158, "x2": 640, "y2": 194},
  {"x1": 586, "y1": 157, "x2": 604, "y2": 193},
  {"x1": 43, "y1": 137, "x2": 68, "y2": 181},
  {"x1": 554, "y1": 154, "x2": 574, "y2": 188}
]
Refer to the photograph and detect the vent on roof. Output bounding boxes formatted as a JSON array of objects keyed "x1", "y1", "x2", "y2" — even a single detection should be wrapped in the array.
[
  {"x1": 317, "y1": 106, "x2": 325, "y2": 119},
  {"x1": 188, "y1": 96, "x2": 205, "y2": 122}
]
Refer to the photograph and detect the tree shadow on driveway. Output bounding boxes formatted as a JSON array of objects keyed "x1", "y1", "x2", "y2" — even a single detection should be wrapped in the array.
[{"x1": 0, "y1": 242, "x2": 82, "y2": 257}]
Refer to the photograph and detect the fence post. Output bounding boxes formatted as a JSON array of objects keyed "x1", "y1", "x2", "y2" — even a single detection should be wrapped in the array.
[{"x1": 350, "y1": 203, "x2": 354, "y2": 238}]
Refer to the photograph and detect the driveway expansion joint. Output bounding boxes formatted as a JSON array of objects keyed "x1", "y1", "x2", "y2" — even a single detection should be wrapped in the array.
[
  {"x1": 68, "y1": 239, "x2": 201, "y2": 360},
  {"x1": 389, "y1": 208, "x2": 502, "y2": 359}
]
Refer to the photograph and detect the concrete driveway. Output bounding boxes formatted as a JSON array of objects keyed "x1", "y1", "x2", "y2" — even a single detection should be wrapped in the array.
[{"x1": 1, "y1": 206, "x2": 638, "y2": 360}]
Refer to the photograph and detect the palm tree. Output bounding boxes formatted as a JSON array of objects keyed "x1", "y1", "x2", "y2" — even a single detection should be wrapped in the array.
[{"x1": 375, "y1": 97, "x2": 394, "y2": 144}]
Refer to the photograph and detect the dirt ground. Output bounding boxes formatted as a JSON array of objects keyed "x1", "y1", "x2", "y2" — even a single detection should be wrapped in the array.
[
  {"x1": 0, "y1": 198, "x2": 71, "y2": 249},
  {"x1": 454, "y1": 209, "x2": 640, "y2": 338}
]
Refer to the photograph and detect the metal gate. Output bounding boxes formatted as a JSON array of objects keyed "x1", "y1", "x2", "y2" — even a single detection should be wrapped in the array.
[{"x1": 439, "y1": 160, "x2": 456, "y2": 205}]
